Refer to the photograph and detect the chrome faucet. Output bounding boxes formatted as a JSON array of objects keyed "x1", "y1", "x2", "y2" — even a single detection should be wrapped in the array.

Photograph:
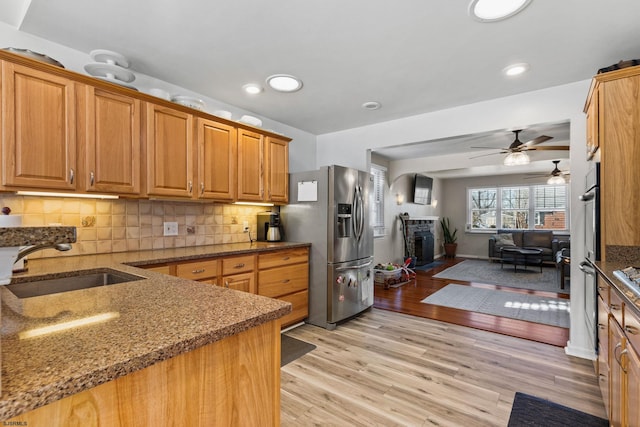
[{"x1": 15, "y1": 243, "x2": 72, "y2": 264}]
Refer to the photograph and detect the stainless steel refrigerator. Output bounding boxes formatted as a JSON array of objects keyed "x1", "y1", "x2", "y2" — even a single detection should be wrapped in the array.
[{"x1": 282, "y1": 165, "x2": 374, "y2": 330}]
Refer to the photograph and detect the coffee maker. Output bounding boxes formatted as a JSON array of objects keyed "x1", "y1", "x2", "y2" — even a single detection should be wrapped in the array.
[{"x1": 257, "y1": 211, "x2": 282, "y2": 242}]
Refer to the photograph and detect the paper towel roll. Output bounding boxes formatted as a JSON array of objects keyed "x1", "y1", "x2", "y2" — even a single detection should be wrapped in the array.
[{"x1": 0, "y1": 215, "x2": 22, "y2": 227}]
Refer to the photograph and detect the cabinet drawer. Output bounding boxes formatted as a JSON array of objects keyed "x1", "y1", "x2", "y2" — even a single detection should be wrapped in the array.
[
  {"x1": 597, "y1": 276, "x2": 610, "y2": 306},
  {"x1": 258, "y1": 264, "x2": 308, "y2": 298},
  {"x1": 141, "y1": 264, "x2": 172, "y2": 275},
  {"x1": 258, "y1": 248, "x2": 309, "y2": 269},
  {"x1": 222, "y1": 255, "x2": 255, "y2": 275},
  {"x1": 175, "y1": 258, "x2": 219, "y2": 280},
  {"x1": 279, "y1": 290, "x2": 308, "y2": 327},
  {"x1": 609, "y1": 289, "x2": 624, "y2": 327},
  {"x1": 625, "y1": 306, "x2": 640, "y2": 354}
]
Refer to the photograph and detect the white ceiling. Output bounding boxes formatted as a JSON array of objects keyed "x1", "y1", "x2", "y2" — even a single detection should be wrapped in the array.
[{"x1": 6, "y1": 0, "x2": 640, "y2": 137}]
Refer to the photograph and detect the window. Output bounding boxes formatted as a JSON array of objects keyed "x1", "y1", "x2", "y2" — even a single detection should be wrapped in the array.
[
  {"x1": 370, "y1": 164, "x2": 386, "y2": 237},
  {"x1": 468, "y1": 184, "x2": 568, "y2": 231}
]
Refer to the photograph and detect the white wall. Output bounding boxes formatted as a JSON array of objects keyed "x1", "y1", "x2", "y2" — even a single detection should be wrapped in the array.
[
  {"x1": 317, "y1": 81, "x2": 595, "y2": 359},
  {"x1": 0, "y1": 22, "x2": 318, "y2": 172}
]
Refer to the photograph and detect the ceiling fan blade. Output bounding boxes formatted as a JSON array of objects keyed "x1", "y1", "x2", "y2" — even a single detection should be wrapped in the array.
[
  {"x1": 470, "y1": 146, "x2": 508, "y2": 150},
  {"x1": 527, "y1": 145, "x2": 570, "y2": 151},
  {"x1": 524, "y1": 135, "x2": 553, "y2": 146},
  {"x1": 469, "y1": 151, "x2": 504, "y2": 159}
]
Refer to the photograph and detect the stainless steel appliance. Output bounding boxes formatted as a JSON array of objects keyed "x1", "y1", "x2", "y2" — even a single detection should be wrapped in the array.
[
  {"x1": 579, "y1": 162, "x2": 600, "y2": 351},
  {"x1": 257, "y1": 211, "x2": 282, "y2": 242},
  {"x1": 282, "y1": 165, "x2": 374, "y2": 330}
]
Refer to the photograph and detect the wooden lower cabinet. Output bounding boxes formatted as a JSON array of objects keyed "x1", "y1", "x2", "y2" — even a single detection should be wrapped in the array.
[
  {"x1": 223, "y1": 271, "x2": 254, "y2": 293},
  {"x1": 7, "y1": 320, "x2": 281, "y2": 426},
  {"x1": 258, "y1": 247, "x2": 309, "y2": 328},
  {"x1": 599, "y1": 275, "x2": 640, "y2": 427}
]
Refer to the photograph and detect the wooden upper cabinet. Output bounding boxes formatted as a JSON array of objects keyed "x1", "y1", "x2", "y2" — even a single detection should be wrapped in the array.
[
  {"x1": 197, "y1": 118, "x2": 236, "y2": 201},
  {"x1": 77, "y1": 85, "x2": 141, "y2": 194},
  {"x1": 585, "y1": 81, "x2": 600, "y2": 160},
  {"x1": 237, "y1": 129, "x2": 264, "y2": 201},
  {"x1": 597, "y1": 71, "x2": 640, "y2": 251},
  {"x1": 1, "y1": 61, "x2": 76, "y2": 190},
  {"x1": 146, "y1": 103, "x2": 194, "y2": 198},
  {"x1": 265, "y1": 136, "x2": 289, "y2": 203}
]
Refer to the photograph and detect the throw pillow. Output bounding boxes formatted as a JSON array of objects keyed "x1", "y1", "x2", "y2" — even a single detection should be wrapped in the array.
[{"x1": 495, "y1": 233, "x2": 516, "y2": 247}]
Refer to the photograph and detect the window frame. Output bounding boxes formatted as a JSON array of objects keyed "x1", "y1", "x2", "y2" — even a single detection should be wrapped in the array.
[
  {"x1": 370, "y1": 164, "x2": 387, "y2": 237},
  {"x1": 467, "y1": 183, "x2": 569, "y2": 233}
]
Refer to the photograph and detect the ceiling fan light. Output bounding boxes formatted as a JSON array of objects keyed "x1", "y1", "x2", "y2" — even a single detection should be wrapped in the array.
[
  {"x1": 547, "y1": 175, "x2": 566, "y2": 185},
  {"x1": 503, "y1": 151, "x2": 530, "y2": 166}
]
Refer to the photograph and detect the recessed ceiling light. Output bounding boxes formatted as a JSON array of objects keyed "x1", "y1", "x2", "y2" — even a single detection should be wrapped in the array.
[
  {"x1": 242, "y1": 83, "x2": 263, "y2": 95},
  {"x1": 362, "y1": 101, "x2": 381, "y2": 110},
  {"x1": 266, "y1": 74, "x2": 303, "y2": 92},
  {"x1": 503, "y1": 62, "x2": 530, "y2": 77},
  {"x1": 469, "y1": 0, "x2": 532, "y2": 22}
]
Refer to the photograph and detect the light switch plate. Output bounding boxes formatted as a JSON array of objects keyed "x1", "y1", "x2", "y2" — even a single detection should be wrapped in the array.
[{"x1": 163, "y1": 222, "x2": 178, "y2": 236}]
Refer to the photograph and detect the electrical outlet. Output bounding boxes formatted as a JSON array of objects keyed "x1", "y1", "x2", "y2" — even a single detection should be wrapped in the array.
[
  {"x1": 163, "y1": 221, "x2": 178, "y2": 236},
  {"x1": 243, "y1": 221, "x2": 249, "y2": 232}
]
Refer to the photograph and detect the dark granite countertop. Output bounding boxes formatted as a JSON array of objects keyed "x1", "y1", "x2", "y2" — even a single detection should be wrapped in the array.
[{"x1": 0, "y1": 241, "x2": 309, "y2": 420}]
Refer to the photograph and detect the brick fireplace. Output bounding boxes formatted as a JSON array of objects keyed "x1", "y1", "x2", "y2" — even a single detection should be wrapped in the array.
[{"x1": 401, "y1": 216, "x2": 438, "y2": 266}]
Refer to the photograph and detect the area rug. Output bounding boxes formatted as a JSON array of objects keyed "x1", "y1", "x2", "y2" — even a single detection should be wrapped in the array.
[
  {"x1": 433, "y1": 259, "x2": 568, "y2": 294},
  {"x1": 281, "y1": 334, "x2": 316, "y2": 367},
  {"x1": 414, "y1": 260, "x2": 445, "y2": 271},
  {"x1": 508, "y1": 392, "x2": 608, "y2": 426},
  {"x1": 421, "y1": 284, "x2": 570, "y2": 327}
]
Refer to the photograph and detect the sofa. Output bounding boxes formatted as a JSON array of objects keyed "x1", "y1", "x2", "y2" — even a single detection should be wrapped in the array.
[{"x1": 488, "y1": 230, "x2": 569, "y2": 264}]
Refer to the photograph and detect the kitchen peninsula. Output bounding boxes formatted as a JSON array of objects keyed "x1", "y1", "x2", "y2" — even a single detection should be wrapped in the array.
[{"x1": 0, "y1": 241, "x2": 309, "y2": 424}]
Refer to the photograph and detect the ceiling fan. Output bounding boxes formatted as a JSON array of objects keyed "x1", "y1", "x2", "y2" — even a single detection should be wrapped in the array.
[
  {"x1": 525, "y1": 160, "x2": 571, "y2": 183},
  {"x1": 469, "y1": 130, "x2": 569, "y2": 164}
]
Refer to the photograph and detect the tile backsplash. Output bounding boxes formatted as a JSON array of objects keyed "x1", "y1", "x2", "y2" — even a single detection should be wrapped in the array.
[{"x1": 0, "y1": 195, "x2": 267, "y2": 259}]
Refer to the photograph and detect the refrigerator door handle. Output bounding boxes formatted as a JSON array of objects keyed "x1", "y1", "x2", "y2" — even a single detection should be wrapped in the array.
[
  {"x1": 336, "y1": 260, "x2": 373, "y2": 271},
  {"x1": 353, "y1": 186, "x2": 362, "y2": 241}
]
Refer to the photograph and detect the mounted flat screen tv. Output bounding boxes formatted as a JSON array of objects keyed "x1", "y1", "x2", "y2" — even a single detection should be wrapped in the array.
[{"x1": 413, "y1": 174, "x2": 433, "y2": 205}]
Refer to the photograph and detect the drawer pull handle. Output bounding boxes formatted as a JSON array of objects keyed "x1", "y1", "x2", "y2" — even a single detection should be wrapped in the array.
[
  {"x1": 610, "y1": 304, "x2": 621, "y2": 311},
  {"x1": 598, "y1": 323, "x2": 606, "y2": 330},
  {"x1": 192, "y1": 269, "x2": 206, "y2": 274},
  {"x1": 282, "y1": 256, "x2": 290, "y2": 261},
  {"x1": 281, "y1": 279, "x2": 290, "y2": 283},
  {"x1": 598, "y1": 286, "x2": 607, "y2": 291},
  {"x1": 625, "y1": 326, "x2": 639, "y2": 335},
  {"x1": 225, "y1": 280, "x2": 229, "y2": 288},
  {"x1": 234, "y1": 263, "x2": 245, "y2": 268}
]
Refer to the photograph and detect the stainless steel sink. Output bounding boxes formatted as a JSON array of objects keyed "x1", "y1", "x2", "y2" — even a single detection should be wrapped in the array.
[{"x1": 5, "y1": 268, "x2": 145, "y2": 298}]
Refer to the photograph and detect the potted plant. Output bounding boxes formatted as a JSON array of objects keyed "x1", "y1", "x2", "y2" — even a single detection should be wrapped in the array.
[{"x1": 440, "y1": 217, "x2": 458, "y2": 258}]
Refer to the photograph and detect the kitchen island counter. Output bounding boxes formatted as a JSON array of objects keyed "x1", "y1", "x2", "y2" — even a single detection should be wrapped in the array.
[{"x1": 0, "y1": 242, "x2": 307, "y2": 421}]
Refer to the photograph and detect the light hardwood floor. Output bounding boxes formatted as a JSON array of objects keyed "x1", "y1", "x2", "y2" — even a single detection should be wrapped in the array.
[{"x1": 281, "y1": 308, "x2": 606, "y2": 426}]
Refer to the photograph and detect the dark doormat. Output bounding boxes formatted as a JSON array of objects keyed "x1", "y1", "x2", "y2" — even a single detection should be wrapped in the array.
[
  {"x1": 281, "y1": 334, "x2": 316, "y2": 367},
  {"x1": 508, "y1": 392, "x2": 608, "y2": 427}
]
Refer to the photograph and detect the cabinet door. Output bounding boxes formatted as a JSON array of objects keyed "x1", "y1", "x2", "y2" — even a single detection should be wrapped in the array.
[
  {"x1": 146, "y1": 104, "x2": 194, "y2": 197},
  {"x1": 609, "y1": 319, "x2": 625, "y2": 427},
  {"x1": 1, "y1": 61, "x2": 76, "y2": 189},
  {"x1": 237, "y1": 129, "x2": 264, "y2": 201},
  {"x1": 627, "y1": 344, "x2": 640, "y2": 427},
  {"x1": 265, "y1": 136, "x2": 289, "y2": 203},
  {"x1": 586, "y1": 84, "x2": 599, "y2": 159},
  {"x1": 223, "y1": 272, "x2": 255, "y2": 293},
  {"x1": 597, "y1": 296, "x2": 610, "y2": 416},
  {"x1": 79, "y1": 85, "x2": 141, "y2": 194},
  {"x1": 196, "y1": 118, "x2": 236, "y2": 201},
  {"x1": 600, "y1": 75, "x2": 640, "y2": 249}
]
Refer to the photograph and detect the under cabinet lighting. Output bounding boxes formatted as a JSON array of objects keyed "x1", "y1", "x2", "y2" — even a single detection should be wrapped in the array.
[
  {"x1": 16, "y1": 191, "x2": 119, "y2": 199},
  {"x1": 233, "y1": 201, "x2": 275, "y2": 207}
]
